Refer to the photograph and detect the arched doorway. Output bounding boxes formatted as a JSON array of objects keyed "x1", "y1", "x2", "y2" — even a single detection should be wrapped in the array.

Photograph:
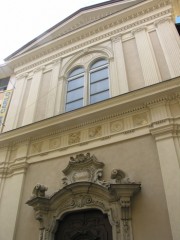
[
  {"x1": 26, "y1": 153, "x2": 141, "y2": 240},
  {"x1": 54, "y1": 209, "x2": 112, "y2": 240}
]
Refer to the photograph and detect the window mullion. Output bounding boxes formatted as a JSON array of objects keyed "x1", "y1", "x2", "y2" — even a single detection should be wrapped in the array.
[{"x1": 84, "y1": 69, "x2": 88, "y2": 106}]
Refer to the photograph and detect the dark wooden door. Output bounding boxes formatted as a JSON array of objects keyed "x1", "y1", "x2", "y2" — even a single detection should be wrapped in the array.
[{"x1": 54, "y1": 209, "x2": 112, "y2": 240}]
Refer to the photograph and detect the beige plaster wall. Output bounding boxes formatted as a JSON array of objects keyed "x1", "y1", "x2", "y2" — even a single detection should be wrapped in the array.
[
  {"x1": 0, "y1": 174, "x2": 25, "y2": 240},
  {"x1": 15, "y1": 135, "x2": 172, "y2": 240}
]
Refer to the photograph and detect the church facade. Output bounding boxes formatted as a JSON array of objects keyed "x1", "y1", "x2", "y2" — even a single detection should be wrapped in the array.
[{"x1": 0, "y1": 0, "x2": 180, "y2": 240}]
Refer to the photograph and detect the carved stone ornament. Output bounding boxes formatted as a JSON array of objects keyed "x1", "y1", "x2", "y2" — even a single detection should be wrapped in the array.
[
  {"x1": 26, "y1": 153, "x2": 141, "y2": 240},
  {"x1": 62, "y1": 153, "x2": 109, "y2": 188},
  {"x1": 32, "y1": 184, "x2": 48, "y2": 198}
]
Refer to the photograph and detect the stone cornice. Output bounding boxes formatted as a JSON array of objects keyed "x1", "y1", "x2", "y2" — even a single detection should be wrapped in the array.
[
  {"x1": 0, "y1": 77, "x2": 179, "y2": 148},
  {"x1": 150, "y1": 123, "x2": 180, "y2": 139},
  {"x1": 0, "y1": 160, "x2": 28, "y2": 178},
  {"x1": 11, "y1": 0, "x2": 171, "y2": 75}
]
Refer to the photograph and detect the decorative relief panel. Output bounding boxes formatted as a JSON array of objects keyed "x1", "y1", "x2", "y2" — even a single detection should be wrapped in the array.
[
  {"x1": 49, "y1": 137, "x2": 61, "y2": 150},
  {"x1": 28, "y1": 113, "x2": 148, "y2": 157},
  {"x1": 30, "y1": 142, "x2": 43, "y2": 154},
  {"x1": 68, "y1": 131, "x2": 81, "y2": 145},
  {"x1": 110, "y1": 120, "x2": 124, "y2": 132},
  {"x1": 133, "y1": 113, "x2": 148, "y2": 127},
  {"x1": 88, "y1": 125, "x2": 102, "y2": 138},
  {"x1": 60, "y1": 195, "x2": 106, "y2": 211},
  {"x1": 27, "y1": 153, "x2": 141, "y2": 240}
]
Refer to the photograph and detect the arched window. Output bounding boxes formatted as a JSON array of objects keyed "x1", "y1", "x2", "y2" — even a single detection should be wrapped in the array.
[
  {"x1": 65, "y1": 59, "x2": 109, "y2": 112},
  {"x1": 89, "y1": 59, "x2": 109, "y2": 104},
  {"x1": 66, "y1": 67, "x2": 85, "y2": 112}
]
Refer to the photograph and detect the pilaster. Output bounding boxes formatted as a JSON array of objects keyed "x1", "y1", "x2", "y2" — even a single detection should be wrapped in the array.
[
  {"x1": 111, "y1": 35, "x2": 129, "y2": 95},
  {"x1": 0, "y1": 141, "x2": 29, "y2": 240},
  {"x1": 132, "y1": 27, "x2": 161, "y2": 86},
  {"x1": 154, "y1": 18, "x2": 180, "y2": 78},
  {"x1": 46, "y1": 59, "x2": 61, "y2": 118},
  {"x1": 3, "y1": 74, "x2": 28, "y2": 132},
  {"x1": 56, "y1": 75, "x2": 66, "y2": 114},
  {"x1": 22, "y1": 66, "x2": 44, "y2": 125},
  {"x1": 151, "y1": 124, "x2": 180, "y2": 240}
]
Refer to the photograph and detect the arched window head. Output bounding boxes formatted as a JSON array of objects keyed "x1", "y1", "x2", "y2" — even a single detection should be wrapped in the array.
[
  {"x1": 65, "y1": 58, "x2": 110, "y2": 112},
  {"x1": 65, "y1": 67, "x2": 84, "y2": 112}
]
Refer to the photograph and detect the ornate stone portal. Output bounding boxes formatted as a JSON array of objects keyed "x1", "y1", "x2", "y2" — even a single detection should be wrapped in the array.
[{"x1": 26, "y1": 153, "x2": 141, "y2": 240}]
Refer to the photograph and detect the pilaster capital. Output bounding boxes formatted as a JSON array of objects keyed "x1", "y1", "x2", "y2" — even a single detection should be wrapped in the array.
[
  {"x1": 131, "y1": 26, "x2": 147, "y2": 36},
  {"x1": 82, "y1": 47, "x2": 89, "y2": 55},
  {"x1": 154, "y1": 17, "x2": 171, "y2": 27},
  {"x1": 33, "y1": 66, "x2": 45, "y2": 73},
  {"x1": 16, "y1": 72, "x2": 29, "y2": 80},
  {"x1": 52, "y1": 58, "x2": 61, "y2": 66},
  {"x1": 111, "y1": 34, "x2": 122, "y2": 43},
  {"x1": 150, "y1": 124, "x2": 180, "y2": 140}
]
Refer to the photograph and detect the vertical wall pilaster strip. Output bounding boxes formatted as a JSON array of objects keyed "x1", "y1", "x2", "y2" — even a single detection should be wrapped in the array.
[
  {"x1": 132, "y1": 27, "x2": 161, "y2": 86},
  {"x1": 0, "y1": 141, "x2": 29, "y2": 240},
  {"x1": 56, "y1": 76, "x2": 65, "y2": 114},
  {"x1": 151, "y1": 126, "x2": 180, "y2": 240},
  {"x1": 46, "y1": 59, "x2": 61, "y2": 118},
  {"x1": 111, "y1": 35, "x2": 129, "y2": 95},
  {"x1": 22, "y1": 66, "x2": 44, "y2": 125},
  {"x1": 155, "y1": 18, "x2": 180, "y2": 77},
  {"x1": 3, "y1": 74, "x2": 28, "y2": 132}
]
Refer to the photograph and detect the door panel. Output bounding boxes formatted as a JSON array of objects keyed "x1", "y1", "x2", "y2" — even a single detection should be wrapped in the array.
[{"x1": 55, "y1": 209, "x2": 112, "y2": 240}]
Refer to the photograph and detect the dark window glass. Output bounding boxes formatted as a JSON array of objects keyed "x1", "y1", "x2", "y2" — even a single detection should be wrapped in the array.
[
  {"x1": 90, "y1": 59, "x2": 109, "y2": 104},
  {"x1": 0, "y1": 77, "x2": 9, "y2": 91},
  {"x1": 90, "y1": 79, "x2": 109, "y2": 95},
  {"x1": 67, "y1": 77, "x2": 84, "y2": 91},
  {"x1": 90, "y1": 90, "x2": 109, "y2": 104},
  {"x1": 66, "y1": 67, "x2": 84, "y2": 112},
  {"x1": 90, "y1": 68, "x2": 108, "y2": 83},
  {"x1": 68, "y1": 67, "x2": 84, "y2": 77},
  {"x1": 66, "y1": 99, "x2": 83, "y2": 112},
  {"x1": 66, "y1": 88, "x2": 84, "y2": 102},
  {"x1": 90, "y1": 59, "x2": 108, "y2": 69}
]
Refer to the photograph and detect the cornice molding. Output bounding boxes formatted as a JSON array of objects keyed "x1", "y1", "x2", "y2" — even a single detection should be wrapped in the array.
[
  {"x1": 0, "y1": 160, "x2": 28, "y2": 178},
  {"x1": 13, "y1": 0, "x2": 171, "y2": 75},
  {"x1": 150, "y1": 123, "x2": 180, "y2": 139}
]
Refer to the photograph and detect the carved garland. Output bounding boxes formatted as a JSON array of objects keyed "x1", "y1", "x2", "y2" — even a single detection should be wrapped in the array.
[{"x1": 27, "y1": 153, "x2": 141, "y2": 240}]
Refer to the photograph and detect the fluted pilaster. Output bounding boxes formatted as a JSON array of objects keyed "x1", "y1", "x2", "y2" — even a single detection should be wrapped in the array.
[
  {"x1": 22, "y1": 66, "x2": 44, "y2": 125},
  {"x1": 111, "y1": 35, "x2": 129, "y2": 95},
  {"x1": 154, "y1": 17, "x2": 180, "y2": 78},
  {"x1": 132, "y1": 27, "x2": 161, "y2": 86}
]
